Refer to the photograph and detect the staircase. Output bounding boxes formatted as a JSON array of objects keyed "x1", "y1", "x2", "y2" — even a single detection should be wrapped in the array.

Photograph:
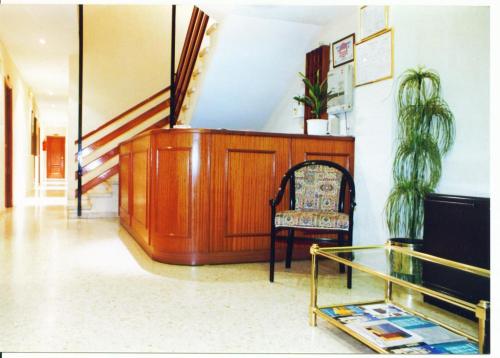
[{"x1": 68, "y1": 6, "x2": 215, "y2": 218}]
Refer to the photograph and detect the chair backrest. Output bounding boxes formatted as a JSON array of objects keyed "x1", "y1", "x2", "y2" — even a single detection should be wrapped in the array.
[
  {"x1": 285, "y1": 160, "x2": 354, "y2": 213},
  {"x1": 294, "y1": 164, "x2": 343, "y2": 211}
]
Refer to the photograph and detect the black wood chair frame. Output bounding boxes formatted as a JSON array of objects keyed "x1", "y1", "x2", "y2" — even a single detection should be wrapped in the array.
[{"x1": 269, "y1": 160, "x2": 356, "y2": 287}]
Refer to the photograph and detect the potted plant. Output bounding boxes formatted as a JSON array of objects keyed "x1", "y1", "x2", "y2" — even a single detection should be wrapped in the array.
[
  {"x1": 294, "y1": 70, "x2": 336, "y2": 135},
  {"x1": 385, "y1": 67, "x2": 455, "y2": 283}
]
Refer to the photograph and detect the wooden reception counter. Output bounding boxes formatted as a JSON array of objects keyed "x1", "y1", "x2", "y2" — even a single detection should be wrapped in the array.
[{"x1": 119, "y1": 128, "x2": 354, "y2": 265}]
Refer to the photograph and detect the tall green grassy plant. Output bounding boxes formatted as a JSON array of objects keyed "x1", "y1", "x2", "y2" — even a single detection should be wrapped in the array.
[{"x1": 386, "y1": 67, "x2": 455, "y2": 239}]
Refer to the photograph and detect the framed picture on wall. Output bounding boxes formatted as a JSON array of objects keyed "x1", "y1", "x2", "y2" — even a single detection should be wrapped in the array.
[
  {"x1": 359, "y1": 5, "x2": 389, "y2": 41},
  {"x1": 332, "y1": 33, "x2": 355, "y2": 68},
  {"x1": 355, "y1": 28, "x2": 393, "y2": 87}
]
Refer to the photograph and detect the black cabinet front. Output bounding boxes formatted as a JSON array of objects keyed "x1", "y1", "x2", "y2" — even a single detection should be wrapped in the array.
[{"x1": 422, "y1": 193, "x2": 490, "y2": 320}]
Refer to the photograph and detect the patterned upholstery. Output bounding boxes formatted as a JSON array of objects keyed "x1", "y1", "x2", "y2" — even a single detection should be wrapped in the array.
[
  {"x1": 269, "y1": 161, "x2": 355, "y2": 285},
  {"x1": 294, "y1": 165, "x2": 342, "y2": 211},
  {"x1": 275, "y1": 210, "x2": 349, "y2": 230}
]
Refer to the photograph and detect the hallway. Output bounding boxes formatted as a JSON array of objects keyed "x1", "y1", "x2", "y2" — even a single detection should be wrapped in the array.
[{"x1": 0, "y1": 198, "x2": 378, "y2": 353}]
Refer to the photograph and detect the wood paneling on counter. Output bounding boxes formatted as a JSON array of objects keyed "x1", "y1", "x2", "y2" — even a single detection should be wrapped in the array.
[
  {"x1": 149, "y1": 132, "x2": 211, "y2": 263},
  {"x1": 209, "y1": 134, "x2": 290, "y2": 258},
  {"x1": 119, "y1": 129, "x2": 355, "y2": 265}
]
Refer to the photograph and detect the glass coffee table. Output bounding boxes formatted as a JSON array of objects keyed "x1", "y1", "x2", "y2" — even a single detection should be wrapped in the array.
[{"x1": 309, "y1": 243, "x2": 490, "y2": 354}]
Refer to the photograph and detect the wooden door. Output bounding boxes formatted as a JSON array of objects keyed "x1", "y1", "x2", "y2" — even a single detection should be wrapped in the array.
[
  {"x1": 4, "y1": 80, "x2": 13, "y2": 207},
  {"x1": 304, "y1": 45, "x2": 330, "y2": 133},
  {"x1": 46, "y1": 136, "x2": 66, "y2": 179}
]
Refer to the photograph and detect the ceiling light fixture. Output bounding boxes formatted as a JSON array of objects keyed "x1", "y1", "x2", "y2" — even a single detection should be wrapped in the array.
[
  {"x1": 39, "y1": 38, "x2": 47, "y2": 45},
  {"x1": 48, "y1": 91, "x2": 54, "y2": 96}
]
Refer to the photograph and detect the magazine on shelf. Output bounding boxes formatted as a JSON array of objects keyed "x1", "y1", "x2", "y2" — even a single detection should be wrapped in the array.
[
  {"x1": 388, "y1": 342, "x2": 444, "y2": 354},
  {"x1": 387, "y1": 316, "x2": 467, "y2": 345},
  {"x1": 319, "y1": 303, "x2": 478, "y2": 352},
  {"x1": 430, "y1": 341, "x2": 479, "y2": 354},
  {"x1": 346, "y1": 320, "x2": 423, "y2": 348},
  {"x1": 389, "y1": 340, "x2": 479, "y2": 354},
  {"x1": 320, "y1": 305, "x2": 365, "y2": 318},
  {"x1": 337, "y1": 314, "x2": 378, "y2": 325},
  {"x1": 360, "y1": 303, "x2": 410, "y2": 318}
]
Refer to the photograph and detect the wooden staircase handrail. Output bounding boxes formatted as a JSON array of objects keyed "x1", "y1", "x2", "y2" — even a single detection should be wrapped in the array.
[
  {"x1": 78, "y1": 165, "x2": 119, "y2": 197},
  {"x1": 175, "y1": 8, "x2": 204, "y2": 98},
  {"x1": 77, "y1": 7, "x2": 209, "y2": 196},
  {"x1": 74, "y1": 85, "x2": 170, "y2": 145},
  {"x1": 78, "y1": 112, "x2": 168, "y2": 196},
  {"x1": 76, "y1": 116, "x2": 170, "y2": 183},
  {"x1": 79, "y1": 98, "x2": 169, "y2": 159},
  {"x1": 176, "y1": 7, "x2": 199, "y2": 79},
  {"x1": 78, "y1": 147, "x2": 119, "y2": 178},
  {"x1": 174, "y1": 9, "x2": 209, "y2": 122}
]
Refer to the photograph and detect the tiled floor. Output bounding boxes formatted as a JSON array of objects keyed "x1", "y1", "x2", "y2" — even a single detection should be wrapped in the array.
[{"x1": 0, "y1": 189, "x2": 476, "y2": 354}]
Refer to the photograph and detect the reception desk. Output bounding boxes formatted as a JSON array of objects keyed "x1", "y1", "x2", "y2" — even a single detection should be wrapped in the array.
[{"x1": 119, "y1": 128, "x2": 355, "y2": 265}]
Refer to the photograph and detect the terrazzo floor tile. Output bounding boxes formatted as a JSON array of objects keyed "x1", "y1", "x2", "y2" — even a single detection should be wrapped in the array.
[{"x1": 0, "y1": 190, "x2": 476, "y2": 354}]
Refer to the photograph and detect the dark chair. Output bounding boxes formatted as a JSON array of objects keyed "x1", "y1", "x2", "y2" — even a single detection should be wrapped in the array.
[{"x1": 269, "y1": 160, "x2": 356, "y2": 287}]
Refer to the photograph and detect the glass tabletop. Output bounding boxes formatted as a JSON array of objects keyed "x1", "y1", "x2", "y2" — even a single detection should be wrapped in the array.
[{"x1": 313, "y1": 244, "x2": 489, "y2": 289}]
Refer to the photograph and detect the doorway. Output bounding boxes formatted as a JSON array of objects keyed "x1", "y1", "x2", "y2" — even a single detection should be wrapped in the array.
[
  {"x1": 4, "y1": 80, "x2": 13, "y2": 208},
  {"x1": 46, "y1": 135, "x2": 65, "y2": 179}
]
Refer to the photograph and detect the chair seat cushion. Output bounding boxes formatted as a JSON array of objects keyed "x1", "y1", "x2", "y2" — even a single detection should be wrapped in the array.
[{"x1": 275, "y1": 210, "x2": 349, "y2": 230}]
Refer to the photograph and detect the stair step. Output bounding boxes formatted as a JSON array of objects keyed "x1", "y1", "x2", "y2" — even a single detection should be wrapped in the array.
[
  {"x1": 67, "y1": 197, "x2": 93, "y2": 218},
  {"x1": 87, "y1": 191, "x2": 113, "y2": 198},
  {"x1": 199, "y1": 46, "x2": 209, "y2": 58},
  {"x1": 192, "y1": 67, "x2": 202, "y2": 78},
  {"x1": 206, "y1": 23, "x2": 218, "y2": 36}
]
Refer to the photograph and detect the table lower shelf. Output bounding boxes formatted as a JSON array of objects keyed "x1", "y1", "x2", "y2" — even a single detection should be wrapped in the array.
[{"x1": 314, "y1": 300, "x2": 479, "y2": 354}]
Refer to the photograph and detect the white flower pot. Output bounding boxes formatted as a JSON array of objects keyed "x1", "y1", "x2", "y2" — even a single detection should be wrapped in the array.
[{"x1": 307, "y1": 119, "x2": 328, "y2": 135}]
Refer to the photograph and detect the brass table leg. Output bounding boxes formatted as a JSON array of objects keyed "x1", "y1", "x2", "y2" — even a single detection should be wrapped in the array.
[
  {"x1": 309, "y1": 244, "x2": 319, "y2": 326},
  {"x1": 384, "y1": 280, "x2": 393, "y2": 302},
  {"x1": 476, "y1": 300, "x2": 490, "y2": 354}
]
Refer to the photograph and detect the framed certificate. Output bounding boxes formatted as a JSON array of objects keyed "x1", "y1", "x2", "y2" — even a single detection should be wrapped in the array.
[
  {"x1": 332, "y1": 33, "x2": 355, "y2": 68},
  {"x1": 355, "y1": 29, "x2": 393, "y2": 87},
  {"x1": 359, "y1": 6, "x2": 389, "y2": 41}
]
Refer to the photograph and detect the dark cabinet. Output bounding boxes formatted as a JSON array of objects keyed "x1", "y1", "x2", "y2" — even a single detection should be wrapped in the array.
[{"x1": 422, "y1": 193, "x2": 490, "y2": 319}]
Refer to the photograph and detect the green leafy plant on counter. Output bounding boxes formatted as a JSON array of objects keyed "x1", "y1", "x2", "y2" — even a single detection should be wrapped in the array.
[{"x1": 293, "y1": 70, "x2": 336, "y2": 118}]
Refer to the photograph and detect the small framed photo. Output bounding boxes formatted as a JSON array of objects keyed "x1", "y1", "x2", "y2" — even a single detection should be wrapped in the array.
[{"x1": 332, "y1": 33, "x2": 355, "y2": 68}]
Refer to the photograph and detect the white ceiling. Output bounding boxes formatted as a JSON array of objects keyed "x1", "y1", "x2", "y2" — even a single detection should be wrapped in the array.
[
  {"x1": 0, "y1": 4, "x2": 355, "y2": 129},
  {"x1": 200, "y1": 5, "x2": 357, "y2": 25},
  {"x1": 0, "y1": 5, "x2": 77, "y2": 127}
]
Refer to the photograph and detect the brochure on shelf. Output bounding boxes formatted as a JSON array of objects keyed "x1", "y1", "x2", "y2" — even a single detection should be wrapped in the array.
[
  {"x1": 388, "y1": 316, "x2": 467, "y2": 345},
  {"x1": 389, "y1": 343, "x2": 445, "y2": 354},
  {"x1": 321, "y1": 305, "x2": 365, "y2": 318},
  {"x1": 319, "y1": 303, "x2": 479, "y2": 354},
  {"x1": 361, "y1": 303, "x2": 409, "y2": 318},
  {"x1": 430, "y1": 341, "x2": 479, "y2": 354},
  {"x1": 346, "y1": 320, "x2": 423, "y2": 348}
]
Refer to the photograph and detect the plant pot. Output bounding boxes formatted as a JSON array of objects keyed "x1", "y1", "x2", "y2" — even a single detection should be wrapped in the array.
[
  {"x1": 389, "y1": 238, "x2": 423, "y2": 284},
  {"x1": 307, "y1": 119, "x2": 328, "y2": 135}
]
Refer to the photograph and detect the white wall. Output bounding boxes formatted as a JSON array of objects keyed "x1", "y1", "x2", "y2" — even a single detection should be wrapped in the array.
[
  {"x1": 67, "y1": 54, "x2": 78, "y2": 201},
  {"x1": 393, "y1": 6, "x2": 490, "y2": 197},
  {"x1": 0, "y1": 40, "x2": 37, "y2": 207},
  {"x1": 264, "y1": 6, "x2": 490, "y2": 245},
  {"x1": 82, "y1": 5, "x2": 191, "y2": 134},
  {"x1": 0, "y1": 48, "x2": 5, "y2": 211},
  {"x1": 67, "y1": 6, "x2": 192, "y2": 201}
]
